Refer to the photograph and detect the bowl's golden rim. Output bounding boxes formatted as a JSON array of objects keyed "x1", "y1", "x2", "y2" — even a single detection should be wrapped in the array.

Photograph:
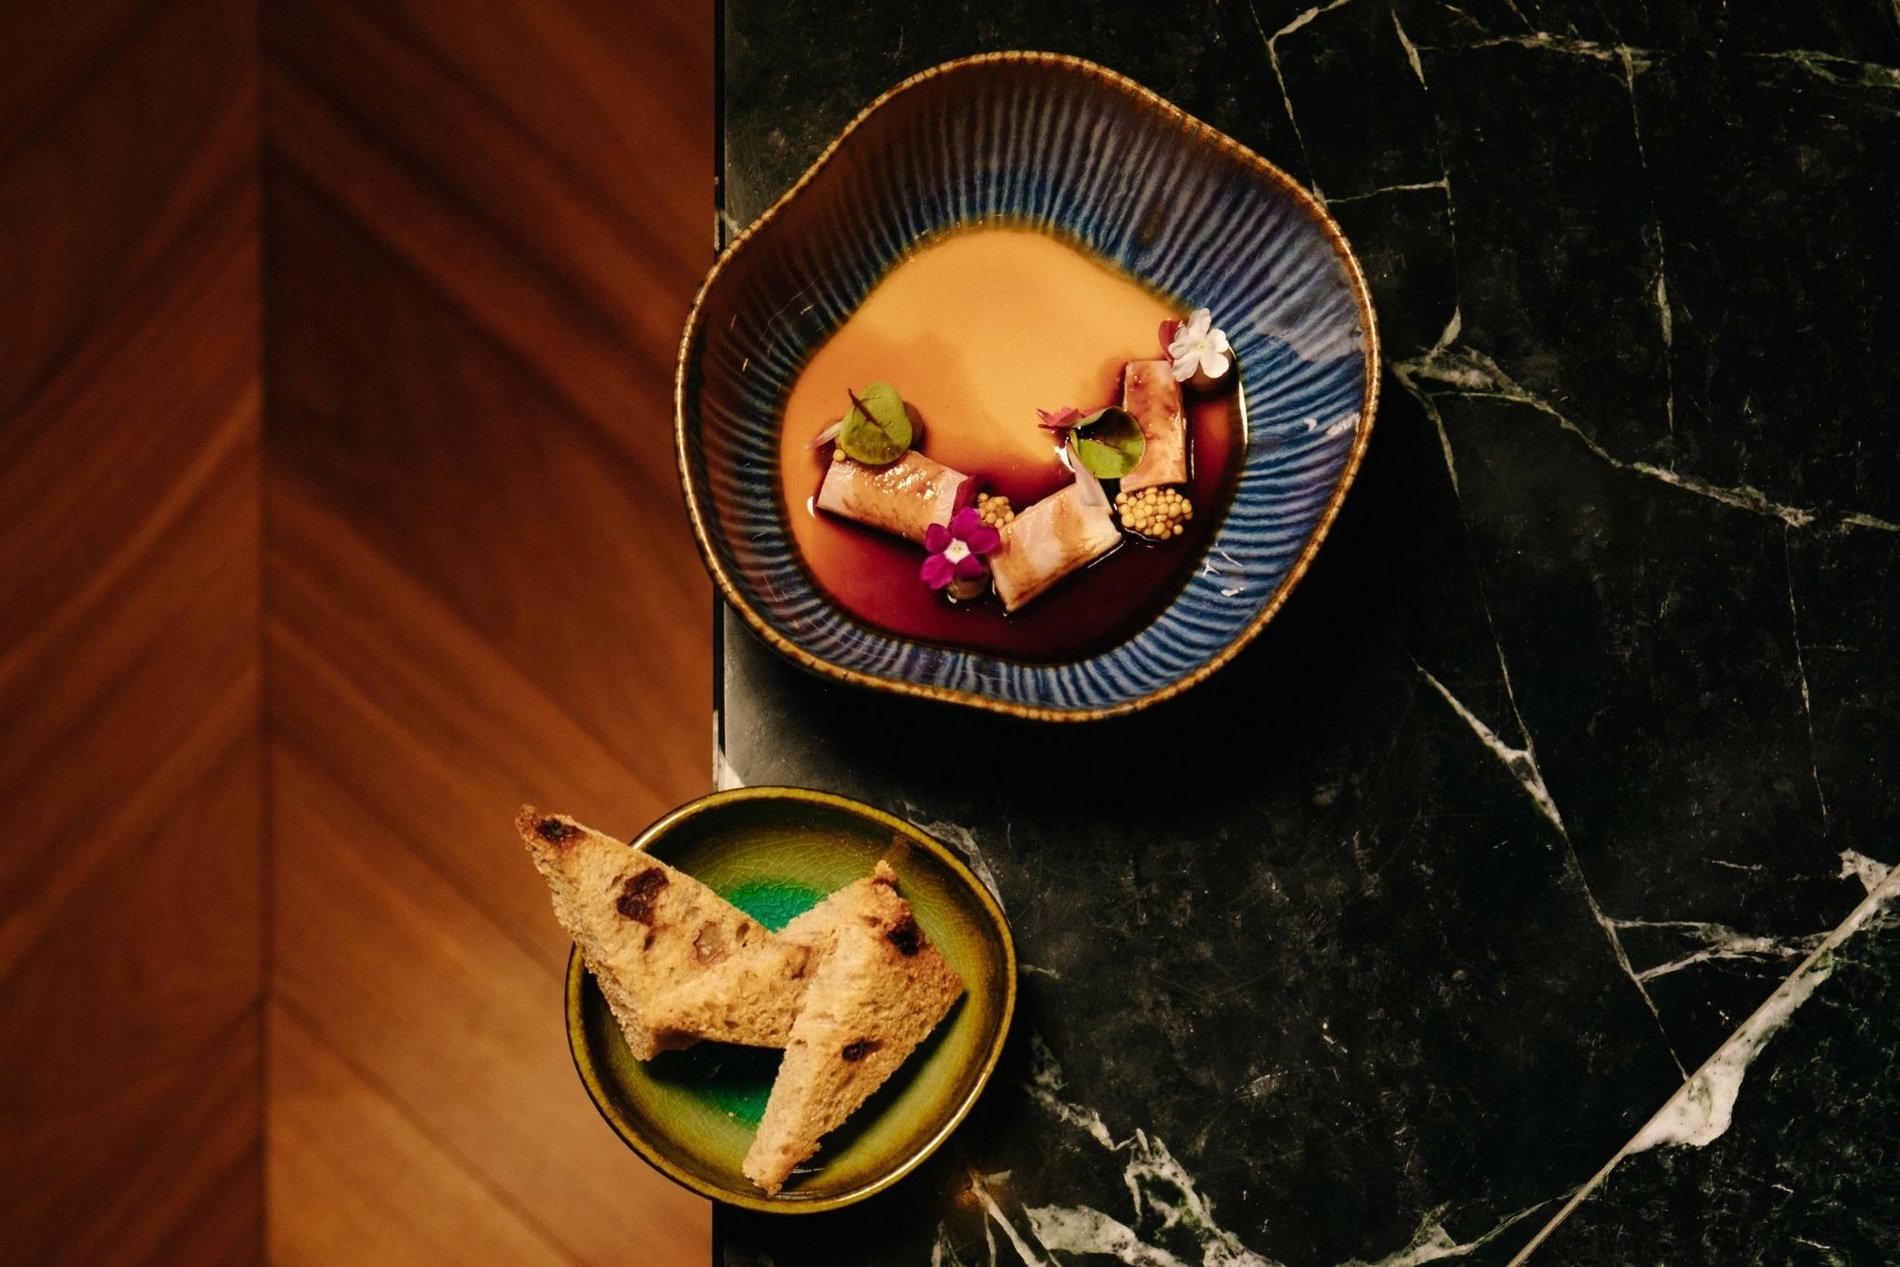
[
  {"x1": 564, "y1": 785, "x2": 1020, "y2": 1214},
  {"x1": 675, "y1": 50, "x2": 1383, "y2": 724}
]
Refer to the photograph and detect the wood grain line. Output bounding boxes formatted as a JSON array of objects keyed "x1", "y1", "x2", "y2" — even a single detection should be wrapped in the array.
[
  {"x1": 0, "y1": 166, "x2": 258, "y2": 460},
  {"x1": 275, "y1": 994, "x2": 589, "y2": 1267},
  {"x1": 0, "y1": 0, "x2": 172, "y2": 169},
  {"x1": 267, "y1": 487, "x2": 700, "y2": 824},
  {"x1": 0, "y1": 0, "x2": 257, "y2": 420},
  {"x1": 0, "y1": 390, "x2": 256, "y2": 697},
  {"x1": 260, "y1": 2, "x2": 714, "y2": 1259},
  {"x1": 36, "y1": 1011, "x2": 263, "y2": 1267},
  {"x1": 0, "y1": 676, "x2": 255, "y2": 980},
  {"x1": 268, "y1": 0, "x2": 705, "y2": 305},
  {"x1": 269, "y1": 743, "x2": 709, "y2": 1263},
  {"x1": 264, "y1": 75, "x2": 679, "y2": 471}
]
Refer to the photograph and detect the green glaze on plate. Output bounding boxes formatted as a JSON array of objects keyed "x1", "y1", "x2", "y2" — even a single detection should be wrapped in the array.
[
  {"x1": 722, "y1": 878, "x2": 825, "y2": 932},
  {"x1": 564, "y1": 786, "x2": 1017, "y2": 1214}
]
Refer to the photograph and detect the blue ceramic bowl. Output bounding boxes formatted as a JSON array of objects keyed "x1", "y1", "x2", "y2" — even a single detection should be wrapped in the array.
[{"x1": 677, "y1": 52, "x2": 1379, "y2": 721}]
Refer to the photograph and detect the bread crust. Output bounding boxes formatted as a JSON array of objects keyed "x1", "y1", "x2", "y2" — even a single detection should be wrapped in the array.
[
  {"x1": 742, "y1": 862, "x2": 965, "y2": 1194},
  {"x1": 516, "y1": 806, "x2": 809, "y2": 1058}
]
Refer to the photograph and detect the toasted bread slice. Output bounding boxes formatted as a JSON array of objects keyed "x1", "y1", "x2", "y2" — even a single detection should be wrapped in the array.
[
  {"x1": 516, "y1": 807, "x2": 810, "y2": 1058},
  {"x1": 742, "y1": 862, "x2": 964, "y2": 1194}
]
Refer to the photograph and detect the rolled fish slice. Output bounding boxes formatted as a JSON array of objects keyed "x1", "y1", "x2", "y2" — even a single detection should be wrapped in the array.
[
  {"x1": 815, "y1": 449, "x2": 971, "y2": 545},
  {"x1": 990, "y1": 471, "x2": 1121, "y2": 613},
  {"x1": 1119, "y1": 359, "x2": 1190, "y2": 492}
]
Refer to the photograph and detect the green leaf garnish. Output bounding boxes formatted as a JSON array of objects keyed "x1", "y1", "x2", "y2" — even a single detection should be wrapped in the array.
[
  {"x1": 837, "y1": 382, "x2": 914, "y2": 466},
  {"x1": 1070, "y1": 406, "x2": 1146, "y2": 480}
]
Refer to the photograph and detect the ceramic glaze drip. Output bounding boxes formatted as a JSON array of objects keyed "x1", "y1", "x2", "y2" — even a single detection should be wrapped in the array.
[{"x1": 779, "y1": 227, "x2": 1242, "y2": 661}]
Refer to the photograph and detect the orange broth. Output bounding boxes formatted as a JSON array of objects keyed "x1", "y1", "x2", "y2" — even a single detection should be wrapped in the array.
[{"x1": 778, "y1": 227, "x2": 1241, "y2": 662}]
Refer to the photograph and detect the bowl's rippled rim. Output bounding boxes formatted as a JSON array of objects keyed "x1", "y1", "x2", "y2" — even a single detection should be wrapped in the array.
[
  {"x1": 676, "y1": 51, "x2": 1381, "y2": 722},
  {"x1": 564, "y1": 785, "x2": 1019, "y2": 1214}
]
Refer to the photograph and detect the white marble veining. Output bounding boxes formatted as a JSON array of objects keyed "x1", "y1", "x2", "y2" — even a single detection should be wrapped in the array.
[
  {"x1": 1025, "y1": 1035, "x2": 1117, "y2": 1150},
  {"x1": 1392, "y1": 310, "x2": 1465, "y2": 494},
  {"x1": 1413, "y1": 661, "x2": 1687, "y2": 1075},
  {"x1": 1025, "y1": 1205, "x2": 1192, "y2": 1267},
  {"x1": 972, "y1": 1171, "x2": 1054, "y2": 1267},
  {"x1": 1607, "y1": 918, "x2": 1820, "y2": 982},
  {"x1": 1337, "y1": 1203, "x2": 1545, "y2": 1267},
  {"x1": 1253, "y1": 0, "x2": 1366, "y2": 205},
  {"x1": 1624, "y1": 864, "x2": 1897, "y2": 1135},
  {"x1": 1783, "y1": 542, "x2": 1829, "y2": 830},
  {"x1": 1508, "y1": 862, "x2": 1900, "y2": 1263},
  {"x1": 1469, "y1": 31, "x2": 1642, "y2": 63},
  {"x1": 1839, "y1": 849, "x2": 1893, "y2": 894},
  {"x1": 1392, "y1": 11, "x2": 1425, "y2": 84},
  {"x1": 1415, "y1": 664, "x2": 1563, "y2": 833},
  {"x1": 1325, "y1": 179, "x2": 1449, "y2": 206},
  {"x1": 1745, "y1": 48, "x2": 1900, "y2": 89},
  {"x1": 910, "y1": 810, "x2": 1008, "y2": 912},
  {"x1": 1611, "y1": 42, "x2": 1676, "y2": 446},
  {"x1": 1395, "y1": 341, "x2": 1823, "y2": 529},
  {"x1": 1004, "y1": 1036, "x2": 1283, "y2": 1266}
]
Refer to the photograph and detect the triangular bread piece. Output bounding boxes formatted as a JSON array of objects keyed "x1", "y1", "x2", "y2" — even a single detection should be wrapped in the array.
[
  {"x1": 516, "y1": 807, "x2": 812, "y2": 1058},
  {"x1": 742, "y1": 862, "x2": 964, "y2": 1194}
]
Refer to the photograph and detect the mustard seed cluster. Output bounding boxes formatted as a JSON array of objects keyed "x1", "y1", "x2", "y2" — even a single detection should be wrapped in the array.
[
  {"x1": 1115, "y1": 486, "x2": 1193, "y2": 539},
  {"x1": 974, "y1": 492, "x2": 1016, "y2": 530}
]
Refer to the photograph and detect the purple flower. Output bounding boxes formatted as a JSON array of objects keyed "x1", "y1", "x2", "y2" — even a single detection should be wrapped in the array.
[{"x1": 920, "y1": 507, "x2": 1001, "y2": 590}]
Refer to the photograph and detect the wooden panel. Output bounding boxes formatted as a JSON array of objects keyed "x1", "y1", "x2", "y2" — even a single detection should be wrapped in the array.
[
  {"x1": 0, "y1": 0, "x2": 257, "y2": 420},
  {"x1": 270, "y1": 1003, "x2": 575, "y2": 1267},
  {"x1": 0, "y1": 0, "x2": 264, "y2": 1261},
  {"x1": 262, "y1": 0, "x2": 716, "y2": 1259}
]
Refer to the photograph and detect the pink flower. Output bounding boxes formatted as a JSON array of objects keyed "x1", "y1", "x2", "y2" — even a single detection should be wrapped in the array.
[
  {"x1": 1036, "y1": 406, "x2": 1081, "y2": 432},
  {"x1": 920, "y1": 507, "x2": 1001, "y2": 590}
]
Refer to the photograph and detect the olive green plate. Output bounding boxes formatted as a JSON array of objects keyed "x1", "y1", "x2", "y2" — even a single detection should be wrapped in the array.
[{"x1": 565, "y1": 786, "x2": 1017, "y2": 1214}]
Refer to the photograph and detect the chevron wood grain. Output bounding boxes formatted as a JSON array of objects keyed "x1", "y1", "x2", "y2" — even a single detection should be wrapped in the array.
[
  {"x1": 7, "y1": 0, "x2": 714, "y2": 1261},
  {"x1": 0, "y1": 0, "x2": 265, "y2": 1263},
  {"x1": 261, "y1": 1, "x2": 715, "y2": 1263}
]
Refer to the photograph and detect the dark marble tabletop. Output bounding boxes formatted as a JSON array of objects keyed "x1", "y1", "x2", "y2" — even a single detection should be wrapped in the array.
[{"x1": 710, "y1": 3, "x2": 1899, "y2": 1263}]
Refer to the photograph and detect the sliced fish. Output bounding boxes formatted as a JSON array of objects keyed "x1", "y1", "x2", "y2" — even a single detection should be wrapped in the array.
[
  {"x1": 1119, "y1": 359, "x2": 1190, "y2": 492},
  {"x1": 815, "y1": 449, "x2": 970, "y2": 545}
]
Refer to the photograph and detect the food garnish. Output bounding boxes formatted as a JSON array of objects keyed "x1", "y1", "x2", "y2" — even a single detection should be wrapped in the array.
[
  {"x1": 837, "y1": 382, "x2": 914, "y2": 465},
  {"x1": 974, "y1": 492, "x2": 1016, "y2": 530},
  {"x1": 1165, "y1": 307, "x2": 1233, "y2": 390},
  {"x1": 1034, "y1": 403, "x2": 1148, "y2": 481},
  {"x1": 921, "y1": 507, "x2": 1001, "y2": 601},
  {"x1": 1069, "y1": 406, "x2": 1146, "y2": 481},
  {"x1": 1115, "y1": 486, "x2": 1194, "y2": 540}
]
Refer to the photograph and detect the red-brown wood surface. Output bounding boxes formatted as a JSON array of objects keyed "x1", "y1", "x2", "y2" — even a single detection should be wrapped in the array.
[
  {"x1": 261, "y1": 0, "x2": 715, "y2": 1260},
  {"x1": 0, "y1": 0, "x2": 265, "y2": 1262},
  {"x1": 4, "y1": 0, "x2": 715, "y2": 1261}
]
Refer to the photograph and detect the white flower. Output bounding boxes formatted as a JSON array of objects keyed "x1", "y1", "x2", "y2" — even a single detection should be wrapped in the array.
[{"x1": 1167, "y1": 308, "x2": 1232, "y2": 384}]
